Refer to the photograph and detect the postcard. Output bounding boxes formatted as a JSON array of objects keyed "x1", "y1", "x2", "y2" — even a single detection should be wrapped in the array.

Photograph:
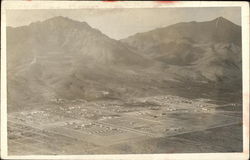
[{"x1": 1, "y1": 1, "x2": 249, "y2": 160}]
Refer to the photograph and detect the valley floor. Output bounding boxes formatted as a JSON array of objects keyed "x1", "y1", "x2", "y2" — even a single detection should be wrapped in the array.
[{"x1": 7, "y1": 95, "x2": 242, "y2": 155}]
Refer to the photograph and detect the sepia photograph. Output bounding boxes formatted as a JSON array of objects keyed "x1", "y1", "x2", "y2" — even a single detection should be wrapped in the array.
[{"x1": 1, "y1": 1, "x2": 249, "y2": 160}]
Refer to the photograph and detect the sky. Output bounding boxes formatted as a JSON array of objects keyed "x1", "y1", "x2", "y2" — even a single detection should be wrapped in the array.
[{"x1": 6, "y1": 7, "x2": 241, "y2": 40}]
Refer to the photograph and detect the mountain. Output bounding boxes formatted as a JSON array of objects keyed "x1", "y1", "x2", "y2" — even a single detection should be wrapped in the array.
[
  {"x1": 7, "y1": 16, "x2": 161, "y2": 110},
  {"x1": 7, "y1": 16, "x2": 242, "y2": 111},
  {"x1": 121, "y1": 17, "x2": 242, "y2": 83},
  {"x1": 8, "y1": 16, "x2": 151, "y2": 68},
  {"x1": 121, "y1": 17, "x2": 241, "y2": 51}
]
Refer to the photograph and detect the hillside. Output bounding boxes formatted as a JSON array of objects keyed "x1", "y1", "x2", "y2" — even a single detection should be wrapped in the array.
[
  {"x1": 121, "y1": 17, "x2": 242, "y2": 83},
  {"x1": 7, "y1": 16, "x2": 160, "y2": 110}
]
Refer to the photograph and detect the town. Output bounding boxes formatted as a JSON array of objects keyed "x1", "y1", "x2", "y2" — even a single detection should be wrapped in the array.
[{"x1": 8, "y1": 95, "x2": 242, "y2": 154}]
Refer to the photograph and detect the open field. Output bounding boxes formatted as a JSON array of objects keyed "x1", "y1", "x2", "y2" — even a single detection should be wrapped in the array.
[{"x1": 7, "y1": 95, "x2": 242, "y2": 155}]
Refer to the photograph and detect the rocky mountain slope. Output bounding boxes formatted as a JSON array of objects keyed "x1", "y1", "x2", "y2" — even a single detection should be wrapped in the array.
[
  {"x1": 121, "y1": 17, "x2": 242, "y2": 83},
  {"x1": 7, "y1": 16, "x2": 160, "y2": 109}
]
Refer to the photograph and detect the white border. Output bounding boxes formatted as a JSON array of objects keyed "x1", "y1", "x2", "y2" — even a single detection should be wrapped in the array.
[{"x1": 1, "y1": 1, "x2": 249, "y2": 160}]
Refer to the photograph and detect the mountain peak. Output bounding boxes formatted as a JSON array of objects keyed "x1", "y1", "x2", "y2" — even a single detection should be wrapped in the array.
[
  {"x1": 54, "y1": 16, "x2": 67, "y2": 19},
  {"x1": 44, "y1": 16, "x2": 79, "y2": 24},
  {"x1": 214, "y1": 16, "x2": 226, "y2": 20},
  {"x1": 40, "y1": 16, "x2": 92, "y2": 30},
  {"x1": 211, "y1": 16, "x2": 235, "y2": 24}
]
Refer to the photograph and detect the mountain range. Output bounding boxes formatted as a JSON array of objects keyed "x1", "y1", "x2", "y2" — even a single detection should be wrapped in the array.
[{"x1": 7, "y1": 16, "x2": 242, "y2": 111}]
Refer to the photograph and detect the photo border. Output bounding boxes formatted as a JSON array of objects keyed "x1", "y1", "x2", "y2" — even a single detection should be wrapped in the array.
[{"x1": 1, "y1": 1, "x2": 249, "y2": 160}]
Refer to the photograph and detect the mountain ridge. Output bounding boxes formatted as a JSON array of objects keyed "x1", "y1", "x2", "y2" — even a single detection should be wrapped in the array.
[
  {"x1": 121, "y1": 16, "x2": 242, "y2": 82},
  {"x1": 121, "y1": 16, "x2": 241, "y2": 41}
]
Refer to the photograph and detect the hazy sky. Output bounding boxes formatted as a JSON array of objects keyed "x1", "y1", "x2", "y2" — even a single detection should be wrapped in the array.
[{"x1": 6, "y1": 7, "x2": 241, "y2": 40}]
